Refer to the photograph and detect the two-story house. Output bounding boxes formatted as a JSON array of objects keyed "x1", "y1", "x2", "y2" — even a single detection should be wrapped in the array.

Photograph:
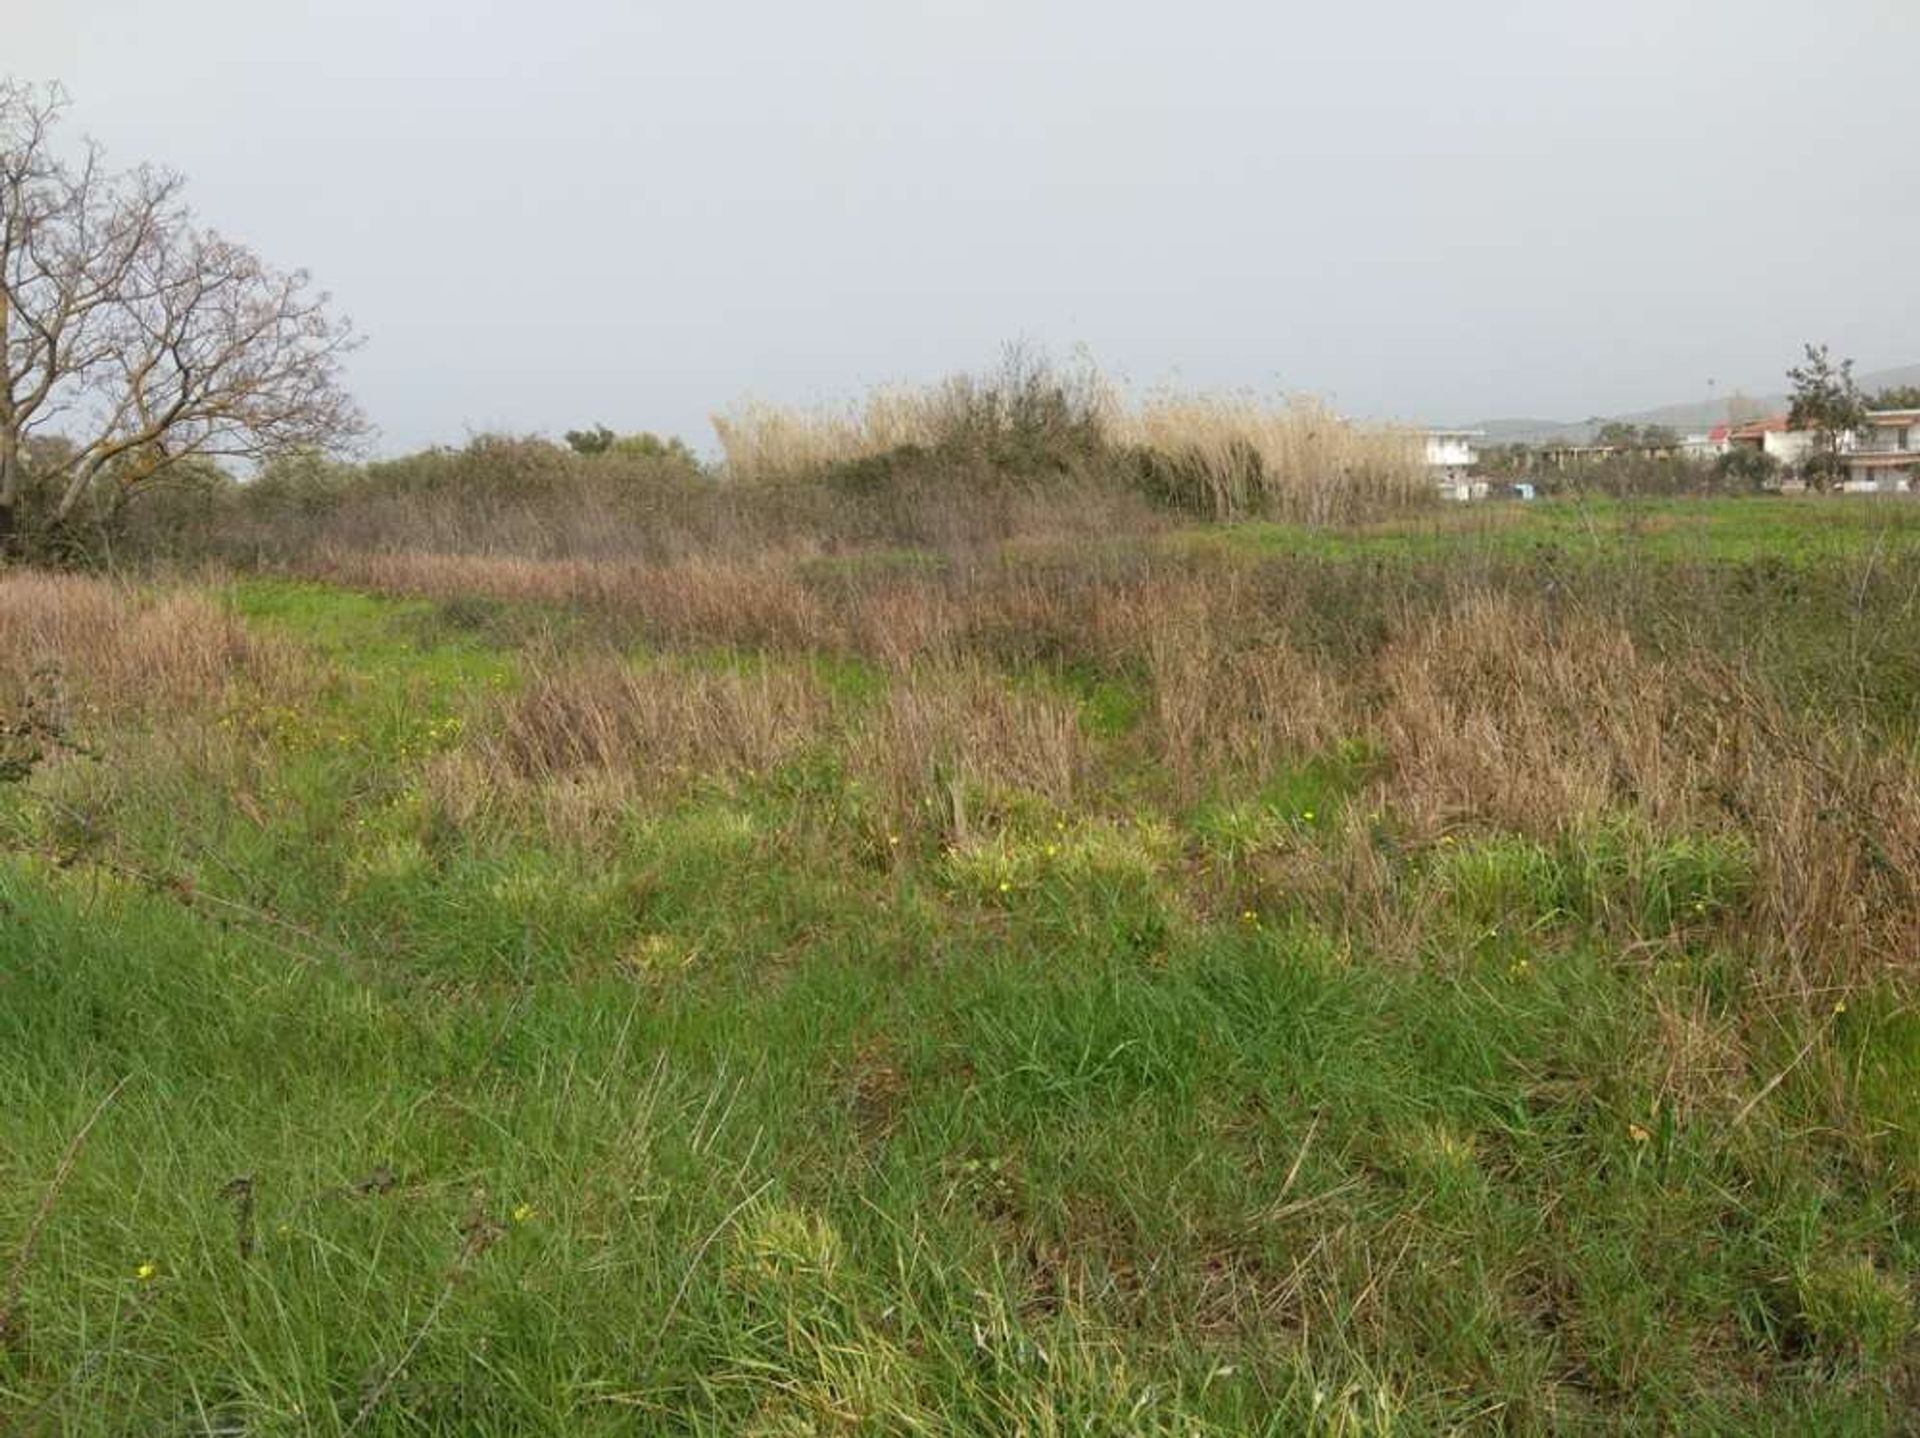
[
  {"x1": 1841, "y1": 409, "x2": 1919, "y2": 492},
  {"x1": 1424, "y1": 430, "x2": 1483, "y2": 498}
]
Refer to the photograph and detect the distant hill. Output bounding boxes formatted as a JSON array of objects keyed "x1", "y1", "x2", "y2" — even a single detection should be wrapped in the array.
[{"x1": 1466, "y1": 361, "x2": 1920, "y2": 446}]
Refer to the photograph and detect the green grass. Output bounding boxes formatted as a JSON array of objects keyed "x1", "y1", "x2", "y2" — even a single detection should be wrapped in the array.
[
  {"x1": 1175, "y1": 493, "x2": 1920, "y2": 565},
  {"x1": 3, "y1": 520, "x2": 1916, "y2": 1434}
]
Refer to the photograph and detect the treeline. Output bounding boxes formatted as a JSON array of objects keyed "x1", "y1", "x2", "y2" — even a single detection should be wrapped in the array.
[
  {"x1": 1478, "y1": 446, "x2": 1788, "y2": 498},
  {"x1": 18, "y1": 356, "x2": 1434, "y2": 567}
]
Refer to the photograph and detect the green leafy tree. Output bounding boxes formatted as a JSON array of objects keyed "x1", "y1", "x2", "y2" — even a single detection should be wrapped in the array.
[
  {"x1": 1868, "y1": 384, "x2": 1920, "y2": 409},
  {"x1": 1715, "y1": 445, "x2": 1779, "y2": 491},
  {"x1": 564, "y1": 426, "x2": 699, "y2": 471},
  {"x1": 1786, "y1": 343, "x2": 1866, "y2": 488},
  {"x1": 609, "y1": 431, "x2": 699, "y2": 469},
  {"x1": 564, "y1": 424, "x2": 616, "y2": 456}
]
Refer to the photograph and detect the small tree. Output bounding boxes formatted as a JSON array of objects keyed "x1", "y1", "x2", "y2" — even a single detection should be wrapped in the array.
[
  {"x1": 609, "y1": 431, "x2": 699, "y2": 470},
  {"x1": 566, "y1": 424, "x2": 700, "y2": 472},
  {"x1": 1, "y1": 80, "x2": 364, "y2": 556},
  {"x1": 1715, "y1": 445, "x2": 1778, "y2": 492},
  {"x1": 1786, "y1": 343, "x2": 1865, "y2": 489},
  {"x1": 564, "y1": 424, "x2": 615, "y2": 456},
  {"x1": 1869, "y1": 384, "x2": 1920, "y2": 410}
]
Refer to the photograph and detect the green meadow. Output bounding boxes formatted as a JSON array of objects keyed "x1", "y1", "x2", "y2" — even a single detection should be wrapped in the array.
[{"x1": 2, "y1": 498, "x2": 1916, "y2": 1434}]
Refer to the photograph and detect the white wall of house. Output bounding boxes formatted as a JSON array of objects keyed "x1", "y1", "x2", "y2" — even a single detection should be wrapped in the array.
[
  {"x1": 1832, "y1": 413, "x2": 1918, "y2": 490},
  {"x1": 1844, "y1": 412, "x2": 1920, "y2": 454},
  {"x1": 1840, "y1": 464, "x2": 1914, "y2": 492},
  {"x1": 1763, "y1": 430, "x2": 1814, "y2": 466},
  {"x1": 1424, "y1": 432, "x2": 1479, "y2": 477}
]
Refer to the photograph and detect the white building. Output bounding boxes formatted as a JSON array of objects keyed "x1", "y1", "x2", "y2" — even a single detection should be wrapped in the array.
[
  {"x1": 1839, "y1": 409, "x2": 1919, "y2": 492},
  {"x1": 1681, "y1": 427, "x2": 1730, "y2": 461},
  {"x1": 1726, "y1": 417, "x2": 1815, "y2": 468},
  {"x1": 1424, "y1": 430, "x2": 1482, "y2": 498},
  {"x1": 1727, "y1": 411, "x2": 1917, "y2": 491}
]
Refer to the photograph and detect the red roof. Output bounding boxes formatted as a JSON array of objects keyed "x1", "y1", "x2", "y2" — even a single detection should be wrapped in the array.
[
  {"x1": 1708, "y1": 423, "x2": 1730, "y2": 442},
  {"x1": 1729, "y1": 416, "x2": 1789, "y2": 439}
]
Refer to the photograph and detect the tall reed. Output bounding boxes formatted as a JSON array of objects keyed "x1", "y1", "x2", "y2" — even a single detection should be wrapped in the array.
[{"x1": 1118, "y1": 390, "x2": 1428, "y2": 523}]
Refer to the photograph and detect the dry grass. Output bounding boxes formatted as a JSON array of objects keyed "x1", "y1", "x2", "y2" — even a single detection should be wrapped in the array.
[
  {"x1": 1364, "y1": 593, "x2": 1918, "y2": 984},
  {"x1": 305, "y1": 546, "x2": 1180, "y2": 671},
  {"x1": 712, "y1": 355, "x2": 1118, "y2": 485},
  {"x1": 711, "y1": 363, "x2": 1425, "y2": 526},
  {"x1": 853, "y1": 665, "x2": 1092, "y2": 842},
  {"x1": 0, "y1": 571, "x2": 298, "y2": 716},
  {"x1": 1372, "y1": 594, "x2": 1688, "y2": 833},
  {"x1": 309, "y1": 550, "x2": 838, "y2": 652},
  {"x1": 711, "y1": 390, "x2": 940, "y2": 484},
  {"x1": 1118, "y1": 391, "x2": 1429, "y2": 523},
  {"x1": 436, "y1": 647, "x2": 1093, "y2": 850},
  {"x1": 136, "y1": 538, "x2": 1918, "y2": 997},
  {"x1": 493, "y1": 656, "x2": 833, "y2": 788},
  {"x1": 1132, "y1": 581, "x2": 1346, "y2": 792},
  {"x1": 1734, "y1": 721, "x2": 1920, "y2": 990}
]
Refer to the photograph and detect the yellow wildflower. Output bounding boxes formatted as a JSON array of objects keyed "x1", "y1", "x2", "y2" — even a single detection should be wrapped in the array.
[{"x1": 135, "y1": 1261, "x2": 156, "y2": 1281}]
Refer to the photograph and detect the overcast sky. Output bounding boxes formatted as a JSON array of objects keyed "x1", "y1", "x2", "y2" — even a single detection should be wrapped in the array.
[{"x1": 14, "y1": 1, "x2": 1919, "y2": 453}]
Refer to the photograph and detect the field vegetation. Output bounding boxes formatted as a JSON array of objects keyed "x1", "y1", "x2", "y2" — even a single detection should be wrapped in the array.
[{"x1": 1, "y1": 359, "x2": 1917, "y2": 1433}]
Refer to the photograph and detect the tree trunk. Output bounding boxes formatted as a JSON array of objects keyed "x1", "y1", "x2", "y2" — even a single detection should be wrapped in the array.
[
  {"x1": 0, "y1": 425, "x2": 19, "y2": 561},
  {"x1": 1, "y1": 281, "x2": 16, "y2": 558},
  {"x1": 53, "y1": 454, "x2": 106, "y2": 528}
]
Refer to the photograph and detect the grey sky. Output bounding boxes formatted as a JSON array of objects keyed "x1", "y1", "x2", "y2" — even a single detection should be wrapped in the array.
[{"x1": 14, "y1": 1, "x2": 1920, "y2": 453}]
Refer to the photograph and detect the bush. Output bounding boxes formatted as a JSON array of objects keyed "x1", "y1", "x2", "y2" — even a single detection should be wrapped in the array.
[{"x1": 1715, "y1": 446, "x2": 1779, "y2": 491}]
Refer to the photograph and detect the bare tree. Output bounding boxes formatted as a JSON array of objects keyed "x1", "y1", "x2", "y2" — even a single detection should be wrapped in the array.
[{"x1": 1, "y1": 79, "x2": 363, "y2": 553}]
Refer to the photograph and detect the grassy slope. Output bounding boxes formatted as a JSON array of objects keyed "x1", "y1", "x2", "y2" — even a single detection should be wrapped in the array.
[{"x1": 1, "y1": 501, "x2": 1916, "y2": 1434}]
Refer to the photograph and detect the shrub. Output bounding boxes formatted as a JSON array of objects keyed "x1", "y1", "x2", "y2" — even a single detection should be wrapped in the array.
[{"x1": 1715, "y1": 446, "x2": 1779, "y2": 490}]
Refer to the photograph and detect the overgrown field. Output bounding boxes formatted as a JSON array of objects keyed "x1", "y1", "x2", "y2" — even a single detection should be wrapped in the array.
[{"x1": 2, "y1": 499, "x2": 1917, "y2": 1433}]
